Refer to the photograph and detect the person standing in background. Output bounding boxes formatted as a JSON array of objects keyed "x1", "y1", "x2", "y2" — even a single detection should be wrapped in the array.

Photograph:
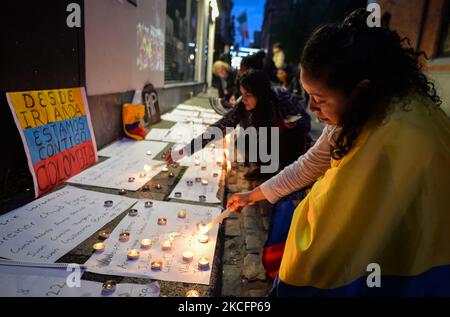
[{"x1": 272, "y1": 43, "x2": 285, "y2": 70}]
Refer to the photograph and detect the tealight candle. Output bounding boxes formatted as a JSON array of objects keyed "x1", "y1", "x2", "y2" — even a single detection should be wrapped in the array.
[
  {"x1": 182, "y1": 251, "x2": 194, "y2": 263},
  {"x1": 161, "y1": 153, "x2": 167, "y2": 159},
  {"x1": 198, "y1": 234, "x2": 209, "y2": 244},
  {"x1": 151, "y1": 260, "x2": 163, "y2": 271},
  {"x1": 128, "y1": 177, "x2": 135, "y2": 183},
  {"x1": 213, "y1": 172, "x2": 219, "y2": 178},
  {"x1": 199, "y1": 195, "x2": 206, "y2": 202},
  {"x1": 161, "y1": 240, "x2": 172, "y2": 251},
  {"x1": 146, "y1": 150, "x2": 152, "y2": 156},
  {"x1": 140, "y1": 239, "x2": 152, "y2": 249},
  {"x1": 174, "y1": 192, "x2": 182, "y2": 198},
  {"x1": 177, "y1": 210, "x2": 187, "y2": 219},
  {"x1": 127, "y1": 249, "x2": 140, "y2": 260},
  {"x1": 144, "y1": 164, "x2": 152, "y2": 172},
  {"x1": 139, "y1": 172, "x2": 147, "y2": 178},
  {"x1": 162, "y1": 166, "x2": 169, "y2": 172},
  {"x1": 168, "y1": 172, "x2": 175, "y2": 178},
  {"x1": 201, "y1": 179, "x2": 208, "y2": 186},
  {"x1": 201, "y1": 166, "x2": 207, "y2": 171},
  {"x1": 210, "y1": 144, "x2": 216, "y2": 149},
  {"x1": 186, "y1": 180, "x2": 193, "y2": 186},
  {"x1": 186, "y1": 290, "x2": 200, "y2": 297},
  {"x1": 104, "y1": 200, "x2": 113, "y2": 207},
  {"x1": 171, "y1": 162, "x2": 179, "y2": 168},
  {"x1": 144, "y1": 201, "x2": 153, "y2": 208},
  {"x1": 195, "y1": 177, "x2": 202, "y2": 183},
  {"x1": 198, "y1": 257, "x2": 210, "y2": 271},
  {"x1": 118, "y1": 189, "x2": 127, "y2": 195},
  {"x1": 142, "y1": 185, "x2": 150, "y2": 192},
  {"x1": 157, "y1": 217, "x2": 167, "y2": 226},
  {"x1": 128, "y1": 209, "x2": 138, "y2": 217},
  {"x1": 93, "y1": 242, "x2": 105, "y2": 253},
  {"x1": 102, "y1": 280, "x2": 117, "y2": 294},
  {"x1": 119, "y1": 232, "x2": 130, "y2": 242},
  {"x1": 194, "y1": 160, "x2": 200, "y2": 166},
  {"x1": 98, "y1": 230, "x2": 110, "y2": 240},
  {"x1": 155, "y1": 184, "x2": 162, "y2": 190}
]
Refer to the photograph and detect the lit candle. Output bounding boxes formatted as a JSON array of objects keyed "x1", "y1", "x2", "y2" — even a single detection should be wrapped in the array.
[
  {"x1": 198, "y1": 257, "x2": 210, "y2": 271},
  {"x1": 171, "y1": 162, "x2": 179, "y2": 169},
  {"x1": 168, "y1": 172, "x2": 175, "y2": 178},
  {"x1": 128, "y1": 177, "x2": 135, "y2": 183},
  {"x1": 127, "y1": 249, "x2": 140, "y2": 260},
  {"x1": 198, "y1": 234, "x2": 209, "y2": 244},
  {"x1": 199, "y1": 195, "x2": 206, "y2": 202},
  {"x1": 140, "y1": 239, "x2": 152, "y2": 249},
  {"x1": 210, "y1": 144, "x2": 216, "y2": 149},
  {"x1": 98, "y1": 230, "x2": 110, "y2": 240},
  {"x1": 162, "y1": 166, "x2": 169, "y2": 172},
  {"x1": 151, "y1": 260, "x2": 163, "y2": 271},
  {"x1": 155, "y1": 184, "x2": 162, "y2": 190},
  {"x1": 104, "y1": 200, "x2": 113, "y2": 207},
  {"x1": 186, "y1": 290, "x2": 200, "y2": 297},
  {"x1": 177, "y1": 210, "x2": 187, "y2": 219},
  {"x1": 128, "y1": 209, "x2": 138, "y2": 217},
  {"x1": 157, "y1": 217, "x2": 167, "y2": 226},
  {"x1": 182, "y1": 251, "x2": 194, "y2": 263},
  {"x1": 174, "y1": 192, "x2": 182, "y2": 198},
  {"x1": 161, "y1": 240, "x2": 172, "y2": 251},
  {"x1": 146, "y1": 150, "x2": 152, "y2": 156},
  {"x1": 194, "y1": 160, "x2": 200, "y2": 166},
  {"x1": 144, "y1": 201, "x2": 153, "y2": 208},
  {"x1": 118, "y1": 188, "x2": 127, "y2": 195},
  {"x1": 144, "y1": 164, "x2": 152, "y2": 172},
  {"x1": 93, "y1": 242, "x2": 105, "y2": 253},
  {"x1": 161, "y1": 153, "x2": 167, "y2": 159},
  {"x1": 102, "y1": 280, "x2": 117, "y2": 294},
  {"x1": 227, "y1": 161, "x2": 232, "y2": 174},
  {"x1": 119, "y1": 232, "x2": 130, "y2": 242},
  {"x1": 142, "y1": 185, "x2": 150, "y2": 192},
  {"x1": 186, "y1": 180, "x2": 193, "y2": 186},
  {"x1": 201, "y1": 179, "x2": 208, "y2": 186},
  {"x1": 139, "y1": 172, "x2": 147, "y2": 178}
]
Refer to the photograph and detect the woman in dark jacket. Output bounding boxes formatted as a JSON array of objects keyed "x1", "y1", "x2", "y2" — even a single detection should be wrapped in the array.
[{"x1": 168, "y1": 70, "x2": 311, "y2": 178}]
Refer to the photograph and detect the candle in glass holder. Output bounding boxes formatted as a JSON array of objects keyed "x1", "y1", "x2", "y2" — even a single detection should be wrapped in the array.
[
  {"x1": 155, "y1": 184, "x2": 162, "y2": 190},
  {"x1": 199, "y1": 195, "x2": 206, "y2": 202},
  {"x1": 128, "y1": 177, "x2": 135, "y2": 183},
  {"x1": 195, "y1": 177, "x2": 202, "y2": 183},
  {"x1": 140, "y1": 239, "x2": 152, "y2": 249},
  {"x1": 171, "y1": 162, "x2": 179, "y2": 168},
  {"x1": 118, "y1": 189, "x2": 127, "y2": 195},
  {"x1": 144, "y1": 201, "x2": 153, "y2": 208},
  {"x1": 177, "y1": 210, "x2": 187, "y2": 219},
  {"x1": 161, "y1": 240, "x2": 172, "y2": 251},
  {"x1": 119, "y1": 232, "x2": 130, "y2": 242},
  {"x1": 93, "y1": 242, "x2": 105, "y2": 253},
  {"x1": 194, "y1": 160, "x2": 200, "y2": 166},
  {"x1": 127, "y1": 209, "x2": 137, "y2": 217},
  {"x1": 182, "y1": 251, "x2": 194, "y2": 263},
  {"x1": 102, "y1": 280, "x2": 117, "y2": 294},
  {"x1": 142, "y1": 185, "x2": 150, "y2": 192},
  {"x1": 139, "y1": 172, "x2": 147, "y2": 178},
  {"x1": 201, "y1": 179, "x2": 208, "y2": 186},
  {"x1": 168, "y1": 172, "x2": 175, "y2": 178},
  {"x1": 162, "y1": 166, "x2": 169, "y2": 172},
  {"x1": 213, "y1": 172, "x2": 219, "y2": 178},
  {"x1": 144, "y1": 164, "x2": 152, "y2": 172},
  {"x1": 174, "y1": 192, "x2": 182, "y2": 198},
  {"x1": 146, "y1": 150, "x2": 152, "y2": 156},
  {"x1": 186, "y1": 290, "x2": 200, "y2": 297},
  {"x1": 157, "y1": 217, "x2": 167, "y2": 226},
  {"x1": 198, "y1": 234, "x2": 209, "y2": 244},
  {"x1": 198, "y1": 257, "x2": 210, "y2": 271},
  {"x1": 127, "y1": 249, "x2": 140, "y2": 260},
  {"x1": 104, "y1": 200, "x2": 113, "y2": 207},
  {"x1": 98, "y1": 230, "x2": 110, "y2": 240},
  {"x1": 151, "y1": 260, "x2": 163, "y2": 271}
]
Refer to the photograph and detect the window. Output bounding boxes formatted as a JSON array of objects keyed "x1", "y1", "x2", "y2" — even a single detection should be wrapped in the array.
[{"x1": 165, "y1": 0, "x2": 198, "y2": 83}]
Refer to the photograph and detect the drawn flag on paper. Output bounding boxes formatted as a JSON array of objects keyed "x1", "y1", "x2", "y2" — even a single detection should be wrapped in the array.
[{"x1": 6, "y1": 88, "x2": 98, "y2": 197}]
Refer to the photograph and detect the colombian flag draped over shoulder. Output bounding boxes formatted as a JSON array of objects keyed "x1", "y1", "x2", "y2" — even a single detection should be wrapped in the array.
[{"x1": 276, "y1": 94, "x2": 450, "y2": 296}]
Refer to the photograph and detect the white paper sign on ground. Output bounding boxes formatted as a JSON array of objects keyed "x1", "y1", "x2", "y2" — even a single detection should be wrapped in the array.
[
  {"x1": 98, "y1": 138, "x2": 167, "y2": 160},
  {"x1": 0, "y1": 186, "x2": 136, "y2": 263},
  {"x1": 173, "y1": 142, "x2": 224, "y2": 167},
  {"x1": 85, "y1": 200, "x2": 221, "y2": 285},
  {"x1": 0, "y1": 265, "x2": 159, "y2": 297},
  {"x1": 162, "y1": 123, "x2": 207, "y2": 144},
  {"x1": 176, "y1": 104, "x2": 217, "y2": 114},
  {"x1": 168, "y1": 165, "x2": 223, "y2": 204},
  {"x1": 170, "y1": 109, "x2": 200, "y2": 117},
  {"x1": 145, "y1": 129, "x2": 170, "y2": 141},
  {"x1": 67, "y1": 157, "x2": 164, "y2": 191}
]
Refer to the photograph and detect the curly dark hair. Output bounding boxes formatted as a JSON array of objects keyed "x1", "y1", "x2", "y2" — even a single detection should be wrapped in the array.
[{"x1": 301, "y1": 8, "x2": 442, "y2": 160}]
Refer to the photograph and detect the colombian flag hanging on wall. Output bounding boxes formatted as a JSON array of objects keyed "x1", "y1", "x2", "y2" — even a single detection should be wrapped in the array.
[
  {"x1": 269, "y1": 95, "x2": 450, "y2": 296},
  {"x1": 6, "y1": 88, "x2": 98, "y2": 197}
]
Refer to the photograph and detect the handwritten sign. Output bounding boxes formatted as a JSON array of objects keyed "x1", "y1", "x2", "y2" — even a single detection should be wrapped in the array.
[
  {"x1": 0, "y1": 186, "x2": 136, "y2": 263},
  {"x1": 163, "y1": 123, "x2": 207, "y2": 144},
  {"x1": 6, "y1": 88, "x2": 98, "y2": 197},
  {"x1": 67, "y1": 157, "x2": 164, "y2": 191},
  {"x1": 98, "y1": 138, "x2": 167, "y2": 159},
  {"x1": 0, "y1": 265, "x2": 159, "y2": 297},
  {"x1": 85, "y1": 200, "x2": 221, "y2": 285}
]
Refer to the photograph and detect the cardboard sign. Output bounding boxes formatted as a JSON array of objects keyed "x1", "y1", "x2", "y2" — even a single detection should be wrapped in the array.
[{"x1": 6, "y1": 88, "x2": 98, "y2": 197}]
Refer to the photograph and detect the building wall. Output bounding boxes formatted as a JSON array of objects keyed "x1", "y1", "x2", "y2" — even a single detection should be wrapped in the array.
[{"x1": 380, "y1": 0, "x2": 450, "y2": 116}]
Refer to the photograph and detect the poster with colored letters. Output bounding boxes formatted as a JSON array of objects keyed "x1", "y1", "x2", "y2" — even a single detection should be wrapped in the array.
[{"x1": 6, "y1": 88, "x2": 98, "y2": 197}]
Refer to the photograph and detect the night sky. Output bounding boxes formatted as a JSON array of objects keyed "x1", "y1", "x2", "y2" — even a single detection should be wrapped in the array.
[{"x1": 232, "y1": 0, "x2": 265, "y2": 47}]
